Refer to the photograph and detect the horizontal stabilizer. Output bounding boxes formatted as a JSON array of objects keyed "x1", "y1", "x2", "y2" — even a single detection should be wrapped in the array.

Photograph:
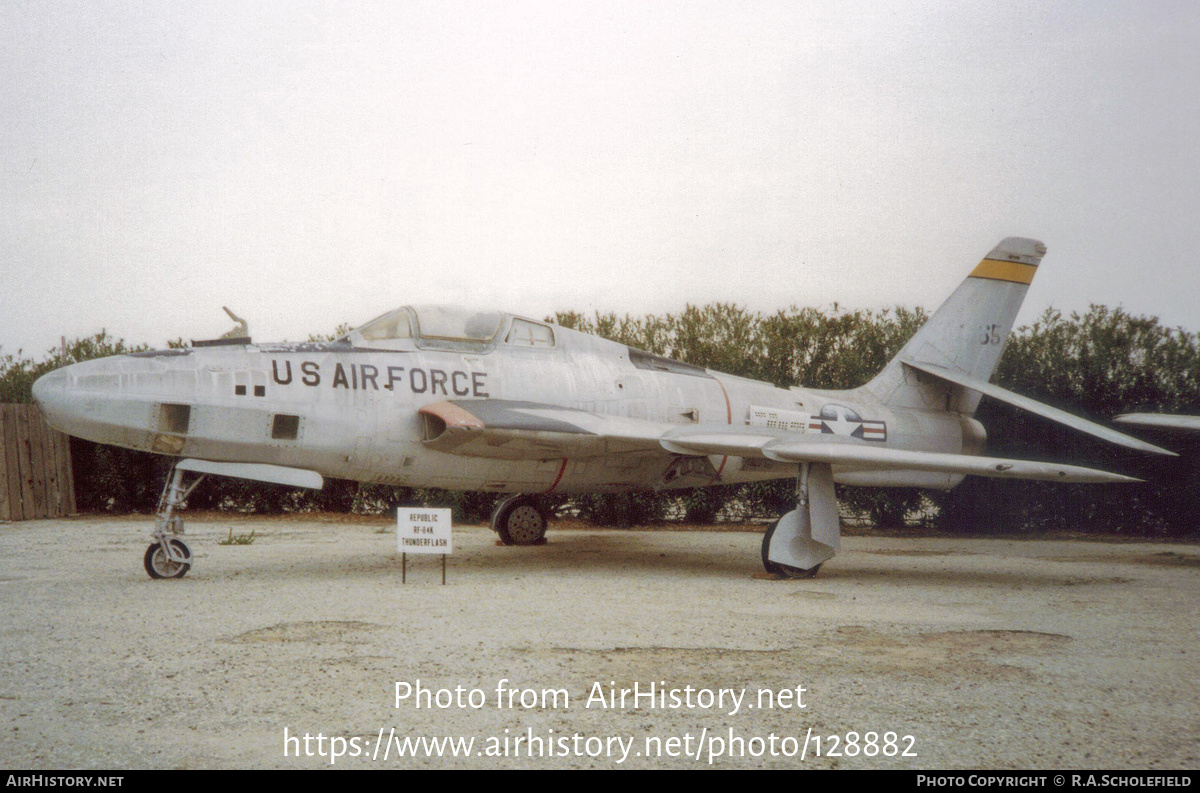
[
  {"x1": 901, "y1": 359, "x2": 1176, "y2": 456},
  {"x1": 1114, "y1": 413, "x2": 1200, "y2": 433},
  {"x1": 177, "y1": 459, "x2": 324, "y2": 489}
]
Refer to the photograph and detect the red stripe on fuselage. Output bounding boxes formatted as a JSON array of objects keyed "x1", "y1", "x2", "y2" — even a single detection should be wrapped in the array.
[{"x1": 545, "y1": 458, "x2": 568, "y2": 493}]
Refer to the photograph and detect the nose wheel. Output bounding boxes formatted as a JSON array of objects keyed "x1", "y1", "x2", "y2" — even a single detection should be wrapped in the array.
[
  {"x1": 143, "y1": 465, "x2": 206, "y2": 580},
  {"x1": 144, "y1": 538, "x2": 192, "y2": 579}
]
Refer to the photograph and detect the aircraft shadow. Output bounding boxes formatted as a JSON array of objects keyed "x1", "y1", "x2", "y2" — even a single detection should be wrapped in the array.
[{"x1": 191, "y1": 531, "x2": 1134, "y2": 589}]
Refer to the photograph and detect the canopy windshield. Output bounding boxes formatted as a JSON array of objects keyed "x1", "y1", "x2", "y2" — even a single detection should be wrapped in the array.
[
  {"x1": 351, "y1": 305, "x2": 505, "y2": 351},
  {"x1": 355, "y1": 309, "x2": 412, "y2": 342},
  {"x1": 411, "y1": 305, "x2": 504, "y2": 342}
]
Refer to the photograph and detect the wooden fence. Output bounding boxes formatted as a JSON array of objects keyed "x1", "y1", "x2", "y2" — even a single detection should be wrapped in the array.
[{"x1": 0, "y1": 404, "x2": 76, "y2": 521}]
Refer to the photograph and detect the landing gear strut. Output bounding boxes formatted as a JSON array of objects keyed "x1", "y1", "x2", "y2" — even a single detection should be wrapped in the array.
[
  {"x1": 761, "y1": 462, "x2": 840, "y2": 578},
  {"x1": 144, "y1": 465, "x2": 205, "y2": 579},
  {"x1": 490, "y1": 494, "x2": 549, "y2": 546}
]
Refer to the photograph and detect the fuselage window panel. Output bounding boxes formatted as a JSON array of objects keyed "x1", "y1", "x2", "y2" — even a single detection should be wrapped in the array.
[
  {"x1": 357, "y1": 310, "x2": 413, "y2": 342},
  {"x1": 413, "y1": 305, "x2": 504, "y2": 342},
  {"x1": 271, "y1": 414, "x2": 301, "y2": 441},
  {"x1": 158, "y1": 403, "x2": 191, "y2": 434},
  {"x1": 506, "y1": 318, "x2": 556, "y2": 348}
]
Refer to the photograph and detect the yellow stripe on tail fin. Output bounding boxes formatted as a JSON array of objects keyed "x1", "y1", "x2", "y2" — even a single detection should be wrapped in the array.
[{"x1": 861, "y1": 237, "x2": 1046, "y2": 415}]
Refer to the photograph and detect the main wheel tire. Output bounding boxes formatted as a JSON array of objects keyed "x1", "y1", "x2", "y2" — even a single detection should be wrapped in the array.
[
  {"x1": 761, "y1": 519, "x2": 784, "y2": 576},
  {"x1": 760, "y1": 519, "x2": 821, "y2": 579},
  {"x1": 144, "y1": 539, "x2": 192, "y2": 580},
  {"x1": 493, "y1": 496, "x2": 548, "y2": 546}
]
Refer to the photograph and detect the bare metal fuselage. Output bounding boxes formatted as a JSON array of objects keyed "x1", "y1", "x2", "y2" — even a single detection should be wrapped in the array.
[{"x1": 33, "y1": 322, "x2": 976, "y2": 495}]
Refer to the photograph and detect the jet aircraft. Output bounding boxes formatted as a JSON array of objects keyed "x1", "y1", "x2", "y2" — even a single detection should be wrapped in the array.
[{"x1": 32, "y1": 238, "x2": 1172, "y2": 580}]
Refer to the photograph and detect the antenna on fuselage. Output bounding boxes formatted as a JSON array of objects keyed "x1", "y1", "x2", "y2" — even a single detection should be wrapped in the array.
[
  {"x1": 220, "y1": 307, "x2": 250, "y2": 340},
  {"x1": 192, "y1": 306, "x2": 252, "y2": 348}
]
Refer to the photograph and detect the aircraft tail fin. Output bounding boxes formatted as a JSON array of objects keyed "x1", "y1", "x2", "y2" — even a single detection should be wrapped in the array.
[{"x1": 862, "y1": 237, "x2": 1045, "y2": 415}]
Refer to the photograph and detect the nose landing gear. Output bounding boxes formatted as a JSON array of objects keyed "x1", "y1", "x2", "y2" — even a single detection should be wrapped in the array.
[
  {"x1": 143, "y1": 465, "x2": 205, "y2": 580},
  {"x1": 144, "y1": 538, "x2": 192, "y2": 579},
  {"x1": 136, "y1": 459, "x2": 323, "y2": 578}
]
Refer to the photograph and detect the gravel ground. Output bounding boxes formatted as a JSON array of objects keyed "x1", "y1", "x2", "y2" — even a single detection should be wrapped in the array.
[{"x1": 1, "y1": 514, "x2": 1196, "y2": 770}]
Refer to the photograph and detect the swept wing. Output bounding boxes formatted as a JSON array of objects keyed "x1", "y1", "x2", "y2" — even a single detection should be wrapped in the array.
[{"x1": 420, "y1": 399, "x2": 1138, "y2": 484}]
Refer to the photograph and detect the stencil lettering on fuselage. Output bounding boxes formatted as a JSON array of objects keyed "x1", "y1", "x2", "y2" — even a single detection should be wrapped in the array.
[{"x1": 269, "y1": 359, "x2": 488, "y2": 397}]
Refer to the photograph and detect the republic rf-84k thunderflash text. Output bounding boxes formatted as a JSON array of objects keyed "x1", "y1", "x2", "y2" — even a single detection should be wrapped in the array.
[{"x1": 32, "y1": 238, "x2": 1172, "y2": 579}]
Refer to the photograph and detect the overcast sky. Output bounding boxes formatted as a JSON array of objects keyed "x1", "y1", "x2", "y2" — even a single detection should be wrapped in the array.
[{"x1": 2, "y1": 1, "x2": 1197, "y2": 356}]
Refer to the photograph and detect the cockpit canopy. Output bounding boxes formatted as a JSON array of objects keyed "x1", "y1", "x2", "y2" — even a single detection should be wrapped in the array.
[{"x1": 347, "y1": 305, "x2": 554, "y2": 352}]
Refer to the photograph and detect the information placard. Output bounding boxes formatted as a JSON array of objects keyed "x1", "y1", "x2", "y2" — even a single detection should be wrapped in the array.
[{"x1": 397, "y1": 508, "x2": 452, "y2": 555}]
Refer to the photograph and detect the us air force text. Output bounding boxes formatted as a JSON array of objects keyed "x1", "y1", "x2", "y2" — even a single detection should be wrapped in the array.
[{"x1": 271, "y1": 359, "x2": 489, "y2": 396}]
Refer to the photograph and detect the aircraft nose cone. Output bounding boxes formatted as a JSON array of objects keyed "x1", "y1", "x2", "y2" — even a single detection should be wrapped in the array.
[
  {"x1": 29, "y1": 355, "x2": 190, "y2": 450},
  {"x1": 31, "y1": 369, "x2": 69, "y2": 430}
]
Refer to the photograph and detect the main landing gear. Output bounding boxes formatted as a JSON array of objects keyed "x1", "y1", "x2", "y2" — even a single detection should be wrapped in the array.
[
  {"x1": 761, "y1": 462, "x2": 841, "y2": 579},
  {"x1": 144, "y1": 465, "x2": 206, "y2": 579},
  {"x1": 761, "y1": 520, "x2": 821, "y2": 579},
  {"x1": 490, "y1": 494, "x2": 549, "y2": 546}
]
